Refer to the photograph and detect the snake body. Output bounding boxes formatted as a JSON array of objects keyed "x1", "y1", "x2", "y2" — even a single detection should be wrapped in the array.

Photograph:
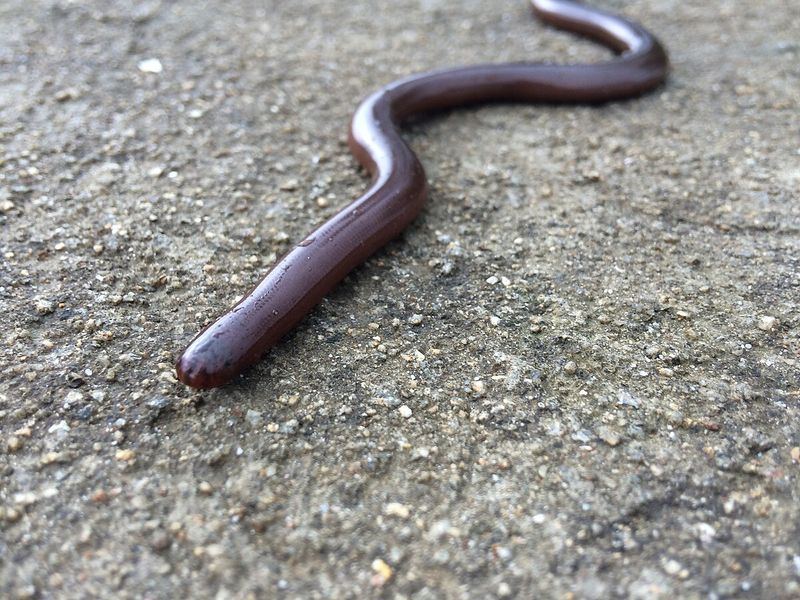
[{"x1": 176, "y1": 0, "x2": 668, "y2": 389}]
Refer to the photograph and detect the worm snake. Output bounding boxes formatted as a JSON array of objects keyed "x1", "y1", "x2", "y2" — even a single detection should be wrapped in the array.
[{"x1": 176, "y1": 0, "x2": 668, "y2": 389}]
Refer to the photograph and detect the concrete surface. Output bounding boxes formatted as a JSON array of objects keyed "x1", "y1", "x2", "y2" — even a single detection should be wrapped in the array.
[{"x1": 1, "y1": 0, "x2": 798, "y2": 598}]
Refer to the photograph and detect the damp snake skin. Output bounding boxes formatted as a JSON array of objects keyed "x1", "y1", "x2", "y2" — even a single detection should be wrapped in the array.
[{"x1": 176, "y1": 0, "x2": 668, "y2": 389}]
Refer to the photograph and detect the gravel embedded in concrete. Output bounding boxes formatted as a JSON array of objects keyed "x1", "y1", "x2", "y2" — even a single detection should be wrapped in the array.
[{"x1": 1, "y1": 0, "x2": 799, "y2": 598}]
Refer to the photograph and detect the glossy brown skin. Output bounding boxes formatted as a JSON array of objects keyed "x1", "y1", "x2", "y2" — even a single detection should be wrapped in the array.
[{"x1": 176, "y1": 0, "x2": 668, "y2": 389}]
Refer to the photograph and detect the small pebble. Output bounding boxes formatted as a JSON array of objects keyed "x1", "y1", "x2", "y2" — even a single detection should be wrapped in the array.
[
  {"x1": 563, "y1": 361, "x2": 577, "y2": 375},
  {"x1": 280, "y1": 419, "x2": 299, "y2": 434},
  {"x1": 41, "y1": 451, "x2": 65, "y2": 465},
  {"x1": 54, "y1": 87, "x2": 79, "y2": 102},
  {"x1": 64, "y1": 391, "x2": 83, "y2": 408},
  {"x1": 115, "y1": 449, "x2": 135, "y2": 462},
  {"x1": 14, "y1": 584, "x2": 36, "y2": 599},
  {"x1": 146, "y1": 396, "x2": 171, "y2": 410},
  {"x1": 34, "y1": 298, "x2": 55, "y2": 315},
  {"x1": 694, "y1": 522, "x2": 716, "y2": 544},
  {"x1": 471, "y1": 380, "x2": 486, "y2": 395},
  {"x1": 408, "y1": 313, "x2": 424, "y2": 325},
  {"x1": 7, "y1": 436, "x2": 22, "y2": 452},
  {"x1": 14, "y1": 492, "x2": 37, "y2": 507},
  {"x1": 495, "y1": 546, "x2": 512, "y2": 561},
  {"x1": 572, "y1": 430, "x2": 591, "y2": 443},
  {"x1": 198, "y1": 481, "x2": 214, "y2": 495},
  {"x1": 597, "y1": 426, "x2": 621, "y2": 447},
  {"x1": 398, "y1": 405, "x2": 413, "y2": 418},
  {"x1": 138, "y1": 58, "x2": 163, "y2": 73},
  {"x1": 663, "y1": 558, "x2": 683, "y2": 576},
  {"x1": 617, "y1": 390, "x2": 641, "y2": 408},
  {"x1": 371, "y1": 558, "x2": 393, "y2": 586},
  {"x1": 723, "y1": 498, "x2": 736, "y2": 514},
  {"x1": 152, "y1": 531, "x2": 172, "y2": 552},
  {"x1": 757, "y1": 315, "x2": 777, "y2": 331},
  {"x1": 47, "y1": 420, "x2": 70, "y2": 442},
  {"x1": 384, "y1": 502, "x2": 410, "y2": 518},
  {"x1": 3, "y1": 507, "x2": 22, "y2": 523},
  {"x1": 245, "y1": 410, "x2": 263, "y2": 426}
]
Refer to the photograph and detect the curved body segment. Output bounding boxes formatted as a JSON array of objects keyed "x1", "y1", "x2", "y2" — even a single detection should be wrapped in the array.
[{"x1": 176, "y1": 0, "x2": 668, "y2": 389}]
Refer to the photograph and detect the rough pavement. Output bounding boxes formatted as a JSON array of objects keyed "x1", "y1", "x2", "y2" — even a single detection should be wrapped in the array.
[{"x1": 1, "y1": 0, "x2": 798, "y2": 598}]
